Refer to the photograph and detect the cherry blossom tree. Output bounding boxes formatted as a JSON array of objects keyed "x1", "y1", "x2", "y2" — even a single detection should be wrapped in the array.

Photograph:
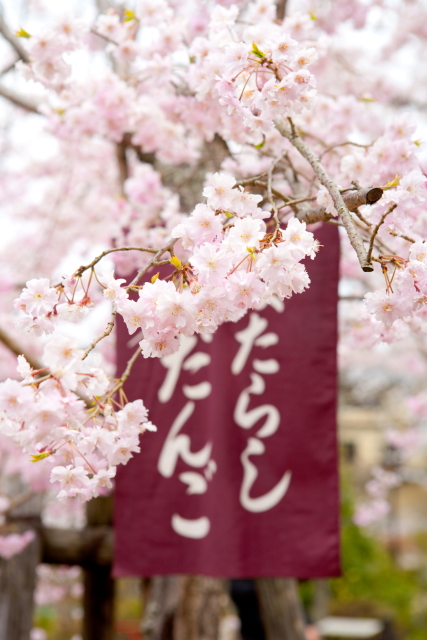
[{"x1": 0, "y1": 0, "x2": 426, "y2": 577}]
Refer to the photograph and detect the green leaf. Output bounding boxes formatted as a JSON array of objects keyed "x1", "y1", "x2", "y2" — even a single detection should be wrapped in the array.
[
  {"x1": 15, "y1": 28, "x2": 31, "y2": 38},
  {"x1": 224, "y1": 211, "x2": 235, "y2": 218},
  {"x1": 123, "y1": 9, "x2": 136, "y2": 22},
  {"x1": 151, "y1": 272, "x2": 160, "y2": 284},
  {"x1": 254, "y1": 138, "x2": 265, "y2": 149},
  {"x1": 385, "y1": 175, "x2": 400, "y2": 189},
  {"x1": 30, "y1": 452, "x2": 52, "y2": 462},
  {"x1": 251, "y1": 42, "x2": 265, "y2": 59},
  {"x1": 170, "y1": 256, "x2": 182, "y2": 269}
]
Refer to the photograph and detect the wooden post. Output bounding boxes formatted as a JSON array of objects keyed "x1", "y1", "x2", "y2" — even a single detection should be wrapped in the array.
[
  {"x1": 82, "y1": 496, "x2": 115, "y2": 640},
  {"x1": 0, "y1": 481, "x2": 43, "y2": 640},
  {"x1": 255, "y1": 578, "x2": 306, "y2": 640},
  {"x1": 0, "y1": 520, "x2": 41, "y2": 640}
]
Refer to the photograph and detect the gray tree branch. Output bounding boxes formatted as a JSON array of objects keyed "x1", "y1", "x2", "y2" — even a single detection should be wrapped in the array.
[
  {"x1": 0, "y1": 326, "x2": 42, "y2": 370},
  {"x1": 0, "y1": 83, "x2": 39, "y2": 112},
  {"x1": 0, "y1": 7, "x2": 30, "y2": 63},
  {"x1": 275, "y1": 118, "x2": 374, "y2": 272}
]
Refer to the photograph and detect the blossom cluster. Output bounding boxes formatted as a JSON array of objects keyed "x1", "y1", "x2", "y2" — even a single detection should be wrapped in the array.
[
  {"x1": 364, "y1": 238, "x2": 427, "y2": 330},
  {"x1": 0, "y1": 338, "x2": 156, "y2": 501},
  {"x1": 12, "y1": 172, "x2": 317, "y2": 357},
  {"x1": 214, "y1": 30, "x2": 317, "y2": 132},
  {"x1": 0, "y1": 166, "x2": 320, "y2": 494}
]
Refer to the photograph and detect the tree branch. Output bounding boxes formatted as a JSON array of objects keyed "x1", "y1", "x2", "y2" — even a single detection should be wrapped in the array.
[
  {"x1": 72, "y1": 246, "x2": 161, "y2": 279},
  {"x1": 267, "y1": 153, "x2": 285, "y2": 238},
  {"x1": 129, "y1": 238, "x2": 177, "y2": 289},
  {"x1": 108, "y1": 346, "x2": 142, "y2": 397},
  {"x1": 0, "y1": 9, "x2": 30, "y2": 63},
  {"x1": 82, "y1": 311, "x2": 117, "y2": 360},
  {"x1": 389, "y1": 230, "x2": 416, "y2": 244},
  {"x1": 343, "y1": 187, "x2": 383, "y2": 212},
  {"x1": 0, "y1": 57, "x2": 18, "y2": 76},
  {"x1": 275, "y1": 118, "x2": 374, "y2": 272},
  {"x1": 0, "y1": 325, "x2": 42, "y2": 370},
  {"x1": 116, "y1": 138, "x2": 129, "y2": 193},
  {"x1": 275, "y1": 0, "x2": 288, "y2": 21},
  {"x1": 367, "y1": 204, "x2": 397, "y2": 263},
  {"x1": 0, "y1": 83, "x2": 39, "y2": 112}
]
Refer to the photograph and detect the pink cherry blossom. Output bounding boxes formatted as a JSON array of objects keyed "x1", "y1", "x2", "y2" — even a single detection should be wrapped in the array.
[
  {"x1": 203, "y1": 173, "x2": 236, "y2": 210},
  {"x1": 17, "y1": 279, "x2": 58, "y2": 316},
  {"x1": 226, "y1": 271, "x2": 266, "y2": 309},
  {"x1": 190, "y1": 243, "x2": 233, "y2": 285}
]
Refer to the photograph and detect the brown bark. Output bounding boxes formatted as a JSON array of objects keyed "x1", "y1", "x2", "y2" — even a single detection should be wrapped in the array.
[
  {"x1": 141, "y1": 575, "x2": 231, "y2": 640},
  {"x1": 123, "y1": 133, "x2": 230, "y2": 214},
  {"x1": 82, "y1": 496, "x2": 115, "y2": 640},
  {"x1": 275, "y1": 0, "x2": 288, "y2": 21},
  {"x1": 343, "y1": 187, "x2": 383, "y2": 212},
  {"x1": 296, "y1": 187, "x2": 384, "y2": 225},
  {"x1": 0, "y1": 521, "x2": 41, "y2": 640},
  {"x1": 174, "y1": 576, "x2": 226, "y2": 640},
  {"x1": 255, "y1": 578, "x2": 306, "y2": 640}
]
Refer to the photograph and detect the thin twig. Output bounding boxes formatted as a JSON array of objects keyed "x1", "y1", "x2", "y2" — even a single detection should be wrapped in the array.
[
  {"x1": 72, "y1": 246, "x2": 160, "y2": 279},
  {"x1": 389, "y1": 230, "x2": 416, "y2": 244},
  {"x1": 319, "y1": 140, "x2": 372, "y2": 160},
  {"x1": 275, "y1": 118, "x2": 374, "y2": 272},
  {"x1": 82, "y1": 310, "x2": 117, "y2": 360},
  {"x1": 279, "y1": 195, "x2": 317, "y2": 207},
  {"x1": 367, "y1": 204, "x2": 397, "y2": 263},
  {"x1": 129, "y1": 238, "x2": 177, "y2": 289},
  {"x1": 267, "y1": 154, "x2": 285, "y2": 239},
  {"x1": 108, "y1": 346, "x2": 142, "y2": 397},
  {"x1": 90, "y1": 27, "x2": 119, "y2": 46},
  {"x1": 235, "y1": 173, "x2": 269, "y2": 187}
]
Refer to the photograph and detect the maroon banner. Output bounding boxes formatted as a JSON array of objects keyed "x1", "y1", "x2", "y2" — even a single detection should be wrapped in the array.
[{"x1": 114, "y1": 224, "x2": 340, "y2": 578}]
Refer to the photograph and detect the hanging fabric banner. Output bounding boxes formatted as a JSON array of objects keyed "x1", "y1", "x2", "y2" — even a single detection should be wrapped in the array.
[{"x1": 114, "y1": 224, "x2": 340, "y2": 578}]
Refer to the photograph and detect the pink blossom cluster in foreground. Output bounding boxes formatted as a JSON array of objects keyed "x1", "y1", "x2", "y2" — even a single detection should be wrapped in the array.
[
  {"x1": 0, "y1": 344, "x2": 156, "y2": 501},
  {"x1": 0, "y1": 172, "x2": 316, "y2": 499}
]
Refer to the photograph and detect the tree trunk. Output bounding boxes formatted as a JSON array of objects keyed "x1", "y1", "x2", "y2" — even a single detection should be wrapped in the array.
[
  {"x1": 142, "y1": 575, "x2": 231, "y2": 640},
  {"x1": 310, "y1": 579, "x2": 330, "y2": 622},
  {"x1": 255, "y1": 578, "x2": 306, "y2": 640},
  {"x1": 83, "y1": 496, "x2": 115, "y2": 640}
]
